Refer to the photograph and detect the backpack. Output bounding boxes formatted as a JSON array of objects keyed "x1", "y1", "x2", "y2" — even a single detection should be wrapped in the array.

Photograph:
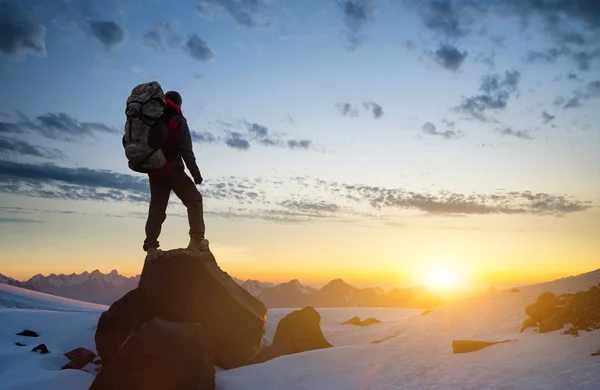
[{"x1": 122, "y1": 82, "x2": 169, "y2": 173}]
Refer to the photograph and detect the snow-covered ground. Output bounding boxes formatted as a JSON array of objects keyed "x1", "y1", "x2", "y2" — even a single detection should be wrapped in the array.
[{"x1": 1, "y1": 271, "x2": 600, "y2": 390}]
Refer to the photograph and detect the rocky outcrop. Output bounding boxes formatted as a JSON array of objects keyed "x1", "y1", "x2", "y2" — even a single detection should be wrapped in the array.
[
  {"x1": 251, "y1": 306, "x2": 332, "y2": 364},
  {"x1": 521, "y1": 285, "x2": 600, "y2": 335},
  {"x1": 90, "y1": 319, "x2": 215, "y2": 390},
  {"x1": 16, "y1": 330, "x2": 38, "y2": 337},
  {"x1": 451, "y1": 340, "x2": 514, "y2": 354},
  {"x1": 31, "y1": 344, "x2": 49, "y2": 354},
  {"x1": 62, "y1": 348, "x2": 96, "y2": 370},
  {"x1": 95, "y1": 249, "x2": 267, "y2": 370},
  {"x1": 342, "y1": 317, "x2": 382, "y2": 326}
]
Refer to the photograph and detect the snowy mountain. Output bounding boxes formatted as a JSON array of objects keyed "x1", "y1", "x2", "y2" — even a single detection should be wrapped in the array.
[
  {"x1": 255, "y1": 279, "x2": 317, "y2": 308},
  {"x1": 5, "y1": 270, "x2": 141, "y2": 305},
  {"x1": 0, "y1": 273, "x2": 19, "y2": 286}
]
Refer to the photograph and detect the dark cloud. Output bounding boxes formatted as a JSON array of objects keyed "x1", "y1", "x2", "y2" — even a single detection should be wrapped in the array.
[
  {"x1": 433, "y1": 44, "x2": 468, "y2": 71},
  {"x1": 420, "y1": 0, "x2": 472, "y2": 39},
  {"x1": 0, "y1": 137, "x2": 65, "y2": 160},
  {"x1": 495, "y1": 127, "x2": 533, "y2": 140},
  {"x1": 567, "y1": 73, "x2": 580, "y2": 81},
  {"x1": 341, "y1": 0, "x2": 373, "y2": 50},
  {"x1": 336, "y1": 103, "x2": 359, "y2": 117},
  {"x1": 197, "y1": 0, "x2": 270, "y2": 28},
  {"x1": 563, "y1": 80, "x2": 600, "y2": 109},
  {"x1": 84, "y1": 21, "x2": 126, "y2": 51},
  {"x1": 287, "y1": 140, "x2": 312, "y2": 150},
  {"x1": 247, "y1": 122, "x2": 268, "y2": 138},
  {"x1": 190, "y1": 130, "x2": 219, "y2": 144},
  {"x1": 542, "y1": 110, "x2": 555, "y2": 123},
  {"x1": 554, "y1": 96, "x2": 565, "y2": 106},
  {"x1": 422, "y1": 121, "x2": 463, "y2": 139},
  {"x1": 185, "y1": 34, "x2": 215, "y2": 62},
  {"x1": 525, "y1": 46, "x2": 600, "y2": 71},
  {"x1": 142, "y1": 21, "x2": 181, "y2": 52},
  {"x1": 0, "y1": 112, "x2": 118, "y2": 142},
  {"x1": 0, "y1": 0, "x2": 47, "y2": 60},
  {"x1": 455, "y1": 70, "x2": 521, "y2": 121},
  {"x1": 362, "y1": 102, "x2": 384, "y2": 119},
  {"x1": 225, "y1": 132, "x2": 250, "y2": 150}
]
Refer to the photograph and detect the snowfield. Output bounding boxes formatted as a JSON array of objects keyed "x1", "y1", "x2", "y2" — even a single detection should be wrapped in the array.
[{"x1": 1, "y1": 271, "x2": 600, "y2": 390}]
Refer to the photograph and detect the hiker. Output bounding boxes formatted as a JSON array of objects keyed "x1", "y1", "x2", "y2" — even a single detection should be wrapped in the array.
[{"x1": 142, "y1": 91, "x2": 208, "y2": 260}]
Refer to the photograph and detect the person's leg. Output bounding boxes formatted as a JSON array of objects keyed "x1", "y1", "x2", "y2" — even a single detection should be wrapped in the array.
[
  {"x1": 171, "y1": 169, "x2": 207, "y2": 249},
  {"x1": 143, "y1": 176, "x2": 171, "y2": 252}
]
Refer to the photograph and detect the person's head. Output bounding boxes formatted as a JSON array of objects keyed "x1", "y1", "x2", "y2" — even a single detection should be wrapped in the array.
[{"x1": 165, "y1": 91, "x2": 182, "y2": 107}]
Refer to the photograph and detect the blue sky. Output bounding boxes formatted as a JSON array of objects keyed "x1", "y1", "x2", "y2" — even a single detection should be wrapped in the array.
[{"x1": 0, "y1": 0, "x2": 599, "y2": 288}]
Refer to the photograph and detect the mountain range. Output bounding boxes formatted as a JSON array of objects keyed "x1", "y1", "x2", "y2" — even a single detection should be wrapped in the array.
[{"x1": 0, "y1": 271, "x2": 444, "y2": 308}]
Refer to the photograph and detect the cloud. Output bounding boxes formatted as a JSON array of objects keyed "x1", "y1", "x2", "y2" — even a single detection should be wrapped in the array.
[
  {"x1": 142, "y1": 21, "x2": 181, "y2": 52},
  {"x1": 336, "y1": 103, "x2": 360, "y2": 117},
  {"x1": 130, "y1": 65, "x2": 145, "y2": 75},
  {"x1": 563, "y1": 80, "x2": 600, "y2": 109},
  {"x1": 225, "y1": 132, "x2": 250, "y2": 150},
  {"x1": 0, "y1": 217, "x2": 44, "y2": 224},
  {"x1": 422, "y1": 121, "x2": 463, "y2": 139},
  {"x1": 495, "y1": 127, "x2": 533, "y2": 140},
  {"x1": 433, "y1": 44, "x2": 468, "y2": 71},
  {"x1": 420, "y1": 0, "x2": 471, "y2": 39},
  {"x1": 185, "y1": 34, "x2": 215, "y2": 62},
  {"x1": 0, "y1": 0, "x2": 47, "y2": 60},
  {"x1": 287, "y1": 140, "x2": 312, "y2": 150},
  {"x1": 247, "y1": 122, "x2": 268, "y2": 138},
  {"x1": 197, "y1": 0, "x2": 270, "y2": 28},
  {"x1": 0, "y1": 163, "x2": 593, "y2": 220},
  {"x1": 524, "y1": 46, "x2": 600, "y2": 71},
  {"x1": 84, "y1": 21, "x2": 126, "y2": 51},
  {"x1": 191, "y1": 130, "x2": 219, "y2": 144},
  {"x1": 362, "y1": 102, "x2": 384, "y2": 119},
  {"x1": 341, "y1": 0, "x2": 373, "y2": 50},
  {"x1": 0, "y1": 137, "x2": 65, "y2": 160},
  {"x1": 455, "y1": 70, "x2": 521, "y2": 121},
  {"x1": 542, "y1": 110, "x2": 555, "y2": 123},
  {"x1": 0, "y1": 112, "x2": 118, "y2": 142}
]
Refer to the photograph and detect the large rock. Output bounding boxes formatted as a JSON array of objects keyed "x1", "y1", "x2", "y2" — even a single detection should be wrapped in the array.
[
  {"x1": 525, "y1": 292, "x2": 558, "y2": 322},
  {"x1": 519, "y1": 317, "x2": 538, "y2": 333},
  {"x1": 451, "y1": 339, "x2": 513, "y2": 354},
  {"x1": 90, "y1": 318, "x2": 214, "y2": 390},
  {"x1": 95, "y1": 288, "x2": 152, "y2": 363},
  {"x1": 539, "y1": 315, "x2": 564, "y2": 333},
  {"x1": 251, "y1": 306, "x2": 332, "y2": 364},
  {"x1": 95, "y1": 249, "x2": 267, "y2": 369},
  {"x1": 62, "y1": 347, "x2": 96, "y2": 370}
]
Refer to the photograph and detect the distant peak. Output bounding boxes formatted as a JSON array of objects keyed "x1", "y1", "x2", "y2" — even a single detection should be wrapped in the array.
[{"x1": 108, "y1": 270, "x2": 119, "y2": 276}]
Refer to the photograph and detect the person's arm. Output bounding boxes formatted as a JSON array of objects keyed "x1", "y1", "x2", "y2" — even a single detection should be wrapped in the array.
[{"x1": 176, "y1": 117, "x2": 203, "y2": 184}]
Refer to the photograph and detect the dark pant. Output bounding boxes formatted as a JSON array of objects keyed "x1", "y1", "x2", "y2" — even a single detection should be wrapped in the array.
[{"x1": 143, "y1": 168, "x2": 205, "y2": 251}]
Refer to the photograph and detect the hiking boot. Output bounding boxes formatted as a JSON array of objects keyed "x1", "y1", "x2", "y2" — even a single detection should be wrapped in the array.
[
  {"x1": 146, "y1": 247, "x2": 163, "y2": 261},
  {"x1": 187, "y1": 237, "x2": 209, "y2": 252}
]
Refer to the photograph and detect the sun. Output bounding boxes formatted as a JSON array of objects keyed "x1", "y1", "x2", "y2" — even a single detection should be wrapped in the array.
[{"x1": 426, "y1": 267, "x2": 461, "y2": 290}]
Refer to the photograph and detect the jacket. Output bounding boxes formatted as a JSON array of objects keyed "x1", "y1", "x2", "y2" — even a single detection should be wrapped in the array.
[{"x1": 151, "y1": 98, "x2": 202, "y2": 181}]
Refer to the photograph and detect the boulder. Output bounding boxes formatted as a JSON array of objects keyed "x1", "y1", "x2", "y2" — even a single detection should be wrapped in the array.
[
  {"x1": 525, "y1": 293, "x2": 558, "y2": 322},
  {"x1": 62, "y1": 347, "x2": 96, "y2": 370},
  {"x1": 251, "y1": 306, "x2": 332, "y2": 364},
  {"x1": 95, "y1": 249, "x2": 267, "y2": 370},
  {"x1": 31, "y1": 344, "x2": 49, "y2": 354},
  {"x1": 342, "y1": 316, "x2": 362, "y2": 325},
  {"x1": 539, "y1": 316, "x2": 564, "y2": 333},
  {"x1": 95, "y1": 288, "x2": 152, "y2": 363},
  {"x1": 90, "y1": 318, "x2": 214, "y2": 390},
  {"x1": 16, "y1": 330, "x2": 38, "y2": 337},
  {"x1": 519, "y1": 317, "x2": 538, "y2": 333},
  {"x1": 537, "y1": 292, "x2": 558, "y2": 307},
  {"x1": 15, "y1": 342, "x2": 26, "y2": 347},
  {"x1": 452, "y1": 339, "x2": 513, "y2": 354}
]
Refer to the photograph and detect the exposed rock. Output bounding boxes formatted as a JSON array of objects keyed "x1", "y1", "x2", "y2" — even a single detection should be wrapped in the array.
[
  {"x1": 15, "y1": 342, "x2": 26, "y2": 347},
  {"x1": 251, "y1": 306, "x2": 332, "y2": 364},
  {"x1": 508, "y1": 288, "x2": 520, "y2": 293},
  {"x1": 451, "y1": 340, "x2": 514, "y2": 354},
  {"x1": 95, "y1": 249, "x2": 267, "y2": 370},
  {"x1": 31, "y1": 344, "x2": 49, "y2": 354},
  {"x1": 539, "y1": 316, "x2": 565, "y2": 333},
  {"x1": 341, "y1": 316, "x2": 382, "y2": 326},
  {"x1": 421, "y1": 309, "x2": 433, "y2": 316},
  {"x1": 95, "y1": 288, "x2": 152, "y2": 363},
  {"x1": 90, "y1": 318, "x2": 215, "y2": 390},
  {"x1": 16, "y1": 330, "x2": 38, "y2": 337},
  {"x1": 525, "y1": 292, "x2": 558, "y2": 322},
  {"x1": 591, "y1": 350, "x2": 600, "y2": 357},
  {"x1": 342, "y1": 316, "x2": 362, "y2": 325},
  {"x1": 371, "y1": 335, "x2": 396, "y2": 344},
  {"x1": 537, "y1": 292, "x2": 558, "y2": 306},
  {"x1": 62, "y1": 347, "x2": 96, "y2": 370},
  {"x1": 520, "y1": 317, "x2": 538, "y2": 333}
]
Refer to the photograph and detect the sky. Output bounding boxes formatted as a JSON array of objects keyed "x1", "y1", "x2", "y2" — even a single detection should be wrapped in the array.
[{"x1": 0, "y1": 0, "x2": 599, "y2": 291}]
